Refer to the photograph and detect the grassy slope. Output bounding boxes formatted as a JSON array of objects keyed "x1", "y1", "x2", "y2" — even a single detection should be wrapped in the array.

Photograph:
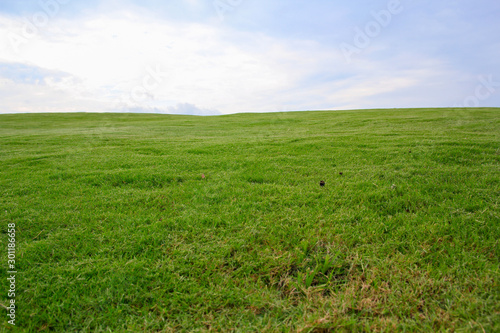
[{"x1": 0, "y1": 108, "x2": 499, "y2": 332}]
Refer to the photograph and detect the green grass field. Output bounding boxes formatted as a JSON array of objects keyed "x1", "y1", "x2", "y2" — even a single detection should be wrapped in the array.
[{"x1": 1, "y1": 108, "x2": 499, "y2": 332}]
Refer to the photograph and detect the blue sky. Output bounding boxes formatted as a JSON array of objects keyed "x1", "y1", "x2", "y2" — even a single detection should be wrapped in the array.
[{"x1": 0, "y1": 0, "x2": 499, "y2": 114}]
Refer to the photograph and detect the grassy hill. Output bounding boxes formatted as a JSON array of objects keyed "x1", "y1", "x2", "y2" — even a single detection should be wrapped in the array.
[{"x1": 0, "y1": 108, "x2": 499, "y2": 332}]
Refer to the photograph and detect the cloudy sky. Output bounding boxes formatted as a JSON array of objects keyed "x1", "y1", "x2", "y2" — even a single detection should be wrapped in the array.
[{"x1": 0, "y1": 0, "x2": 499, "y2": 115}]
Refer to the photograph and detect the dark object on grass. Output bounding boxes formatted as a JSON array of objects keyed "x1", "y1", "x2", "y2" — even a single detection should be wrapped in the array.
[
  {"x1": 339, "y1": 172, "x2": 343, "y2": 176},
  {"x1": 409, "y1": 149, "x2": 412, "y2": 153},
  {"x1": 320, "y1": 180, "x2": 325, "y2": 187}
]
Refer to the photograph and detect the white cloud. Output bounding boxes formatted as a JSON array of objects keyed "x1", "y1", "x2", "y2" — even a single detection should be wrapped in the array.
[
  {"x1": 2, "y1": 5, "x2": 493, "y2": 114},
  {"x1": 0, "y1": 77, "x2": 109, "y2": 113},
  {"x1": 1, "y1": 9, "x2": 348, "y2": 113},
  {"x1": 124, "y1": 103, "x2": 221, "y2": 116}
]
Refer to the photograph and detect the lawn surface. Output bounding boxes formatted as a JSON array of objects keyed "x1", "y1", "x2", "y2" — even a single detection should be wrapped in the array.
[{"x1": 0, "y1": 108, "x2": 499, "y2": 332}]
